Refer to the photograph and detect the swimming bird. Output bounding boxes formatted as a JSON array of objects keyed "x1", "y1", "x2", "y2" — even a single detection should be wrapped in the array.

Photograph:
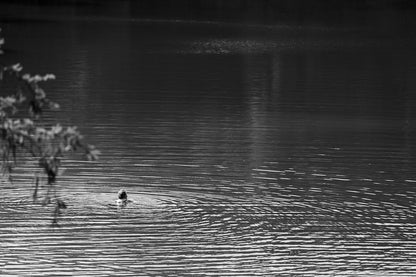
[{"x1": 116, "y1": 189, "x2": 128, "y2": 206}]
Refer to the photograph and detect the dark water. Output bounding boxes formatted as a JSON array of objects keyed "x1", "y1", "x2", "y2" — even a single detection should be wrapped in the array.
[{"x1": 1, "y1": 16, "x2": 416, "y2": 276}]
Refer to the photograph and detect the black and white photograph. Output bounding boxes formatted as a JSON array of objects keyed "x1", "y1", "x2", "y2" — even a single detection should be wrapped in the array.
[{"x1": 1, "y1": 0, "x2": 416, "y2": 276}]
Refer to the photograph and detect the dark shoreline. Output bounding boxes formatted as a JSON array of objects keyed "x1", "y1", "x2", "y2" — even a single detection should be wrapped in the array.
[{"x1": 1, "y1": 0, "x2": 415, "y2": 30}]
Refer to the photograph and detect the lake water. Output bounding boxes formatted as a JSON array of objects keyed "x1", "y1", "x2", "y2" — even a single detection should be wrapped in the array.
[{"x1": 1, "y1": 15, "x2": 416, "y2": 276}]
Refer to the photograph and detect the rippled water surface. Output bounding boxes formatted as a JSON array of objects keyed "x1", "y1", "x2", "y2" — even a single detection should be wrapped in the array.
[{"x1": 1, "y1": 15, "x2": 416, "y2": 276}]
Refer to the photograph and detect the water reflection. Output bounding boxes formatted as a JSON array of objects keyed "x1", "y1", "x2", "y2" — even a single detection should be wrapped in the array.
[{"x1": 1, "y1": 18, "x2": 416, "y2": 276}]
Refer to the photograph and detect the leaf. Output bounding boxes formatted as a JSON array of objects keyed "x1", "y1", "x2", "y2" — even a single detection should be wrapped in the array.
[
  {"x1": 33, "y1": 75, "x2": 42, "y2": 82},
  {"x1": 66, "y1": 126, "x2": 78, "y2": 135},
  {"x1": 44, "y1": 74, "x2": 56, "y2": 80},
  {"x1": 51, "y1": 124, "x2": 62, "y2": 135},
  {"x1": 11, "y1": 63, "x2": 23, "y2": 72},
  {"x1": 90, "y1": 149, "x2": 101, "y2": 159},
  {"x1": 22, "y1": 74, "x2": 30, "y2": 81},
  {"x1": 0, "y1": 96, "x2": 17, "y2": 107},
  {"x1": 49, "y1": 102, "x2": 60, "y2": 110},
  {"x1": 23, "y1": 118, "x2": 33, "y2": 126},
  {"x1": 35, "y1": 88, "x2": 46, "y2": 99}
]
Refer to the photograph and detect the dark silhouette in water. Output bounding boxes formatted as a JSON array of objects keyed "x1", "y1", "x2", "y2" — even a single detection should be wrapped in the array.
[{"x1": 117, "y1": 189, "x2": 129, "y2": 206}]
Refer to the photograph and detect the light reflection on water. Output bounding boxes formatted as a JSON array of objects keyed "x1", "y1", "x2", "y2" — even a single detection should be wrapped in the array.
[{"x1": 1, "y1": 17, "x2": 416, "y2": 276}]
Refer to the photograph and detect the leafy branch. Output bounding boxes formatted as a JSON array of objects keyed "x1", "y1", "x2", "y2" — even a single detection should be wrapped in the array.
[{"x1": 0, "y1": 28, "x2": 100, "y2": 225}]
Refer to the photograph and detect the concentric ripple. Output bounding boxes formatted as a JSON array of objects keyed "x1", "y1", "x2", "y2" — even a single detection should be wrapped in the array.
[{"x1": 2, "y1": 164, "x2": 416, "y2": 276}]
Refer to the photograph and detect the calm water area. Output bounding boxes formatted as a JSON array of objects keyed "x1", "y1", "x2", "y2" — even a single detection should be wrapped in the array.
[{"x1": 1, "y1": 9, "x2": 416, "y2": 276}]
